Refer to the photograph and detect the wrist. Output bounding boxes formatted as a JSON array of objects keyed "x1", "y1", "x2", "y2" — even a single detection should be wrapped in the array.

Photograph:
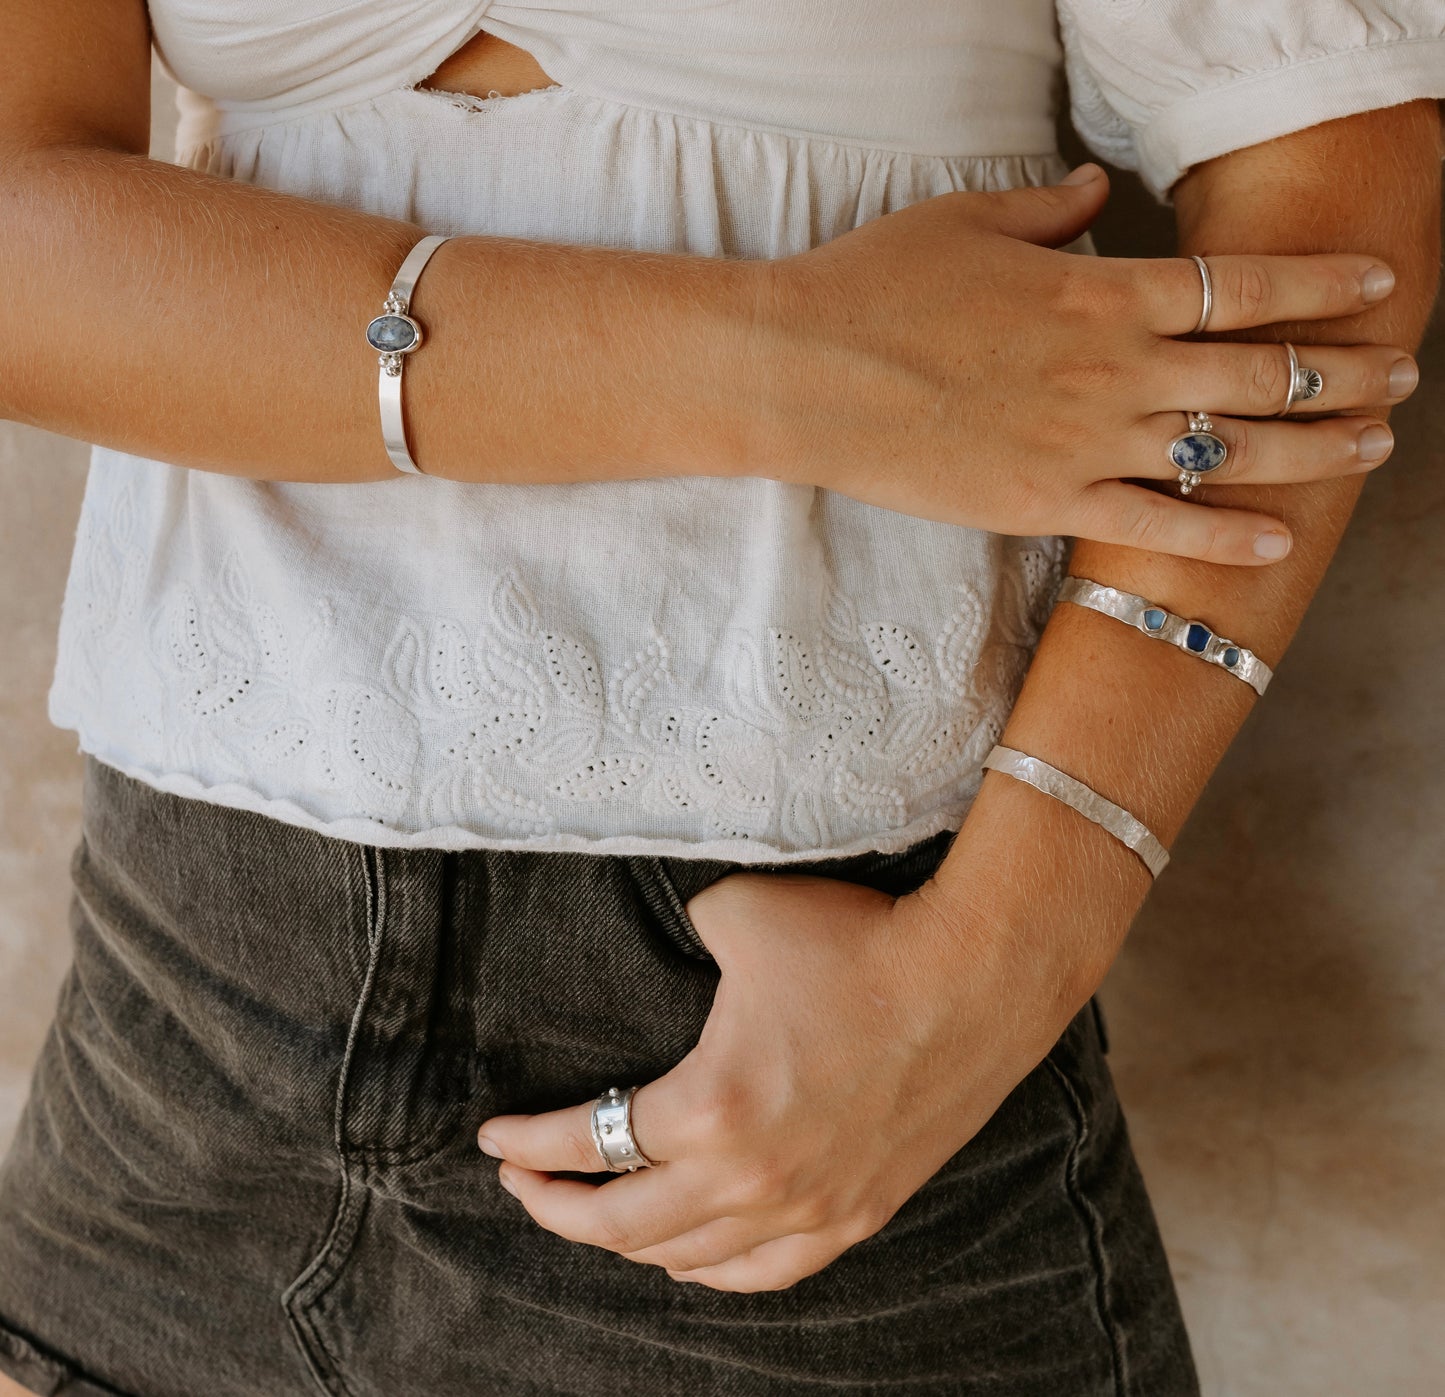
[
  {"x1": 666, "y1": 253, "x2": 788, "y2": 480},
  {"x1": 898, "y1": 772, "x2": 1148, "y2": 1012}
]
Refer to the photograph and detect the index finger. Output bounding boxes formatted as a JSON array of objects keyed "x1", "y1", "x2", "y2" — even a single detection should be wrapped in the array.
[{"x1": 1127, "y1": 253, "x2": 1394, "y2": 336}]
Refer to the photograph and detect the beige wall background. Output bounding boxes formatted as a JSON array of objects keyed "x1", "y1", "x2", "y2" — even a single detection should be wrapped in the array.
[{"x1": 3, "y1": 61, "x2": 1442, "y2": 1396}]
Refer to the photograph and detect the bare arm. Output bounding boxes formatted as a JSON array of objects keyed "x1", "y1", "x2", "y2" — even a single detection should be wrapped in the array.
[
  {"x1": 2, "y1": 0, "x2": 762, "y2": 484},
  {"x1": 919, "y1": 100, "x2": 1444, "y2": 995}
]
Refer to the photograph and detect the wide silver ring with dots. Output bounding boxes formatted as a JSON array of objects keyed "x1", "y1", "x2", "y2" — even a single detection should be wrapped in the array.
[
  {"x1": 590, "y1": 1085, "x2": 657, "y2": 1173},
  {"x1": 1169, "y1": 410, "x2": 1229, "y2": 496}
]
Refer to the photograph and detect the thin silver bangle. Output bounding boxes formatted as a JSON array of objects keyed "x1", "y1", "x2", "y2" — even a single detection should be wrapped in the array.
[
  {"x1": 1057, "y1": 577, "x2": 1273, "y2": 697},
  {"x1": 365, "y1": 233, "x2": 452, "y2": 475},
  {"x1": 982, "y1": 745, "x2": 1170, "y2": 880}
]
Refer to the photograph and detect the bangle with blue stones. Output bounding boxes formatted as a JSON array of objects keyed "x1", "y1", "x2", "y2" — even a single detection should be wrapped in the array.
[
  {"x1": 1170, "y1": 410, "x2": 1229, "y2": 495},
  {"x1": 366, "y1": 232, "x2": 452, "y2": 475},
  {"x1": 1057, "y1": 577, "x2": 1274, "y2": 696}
]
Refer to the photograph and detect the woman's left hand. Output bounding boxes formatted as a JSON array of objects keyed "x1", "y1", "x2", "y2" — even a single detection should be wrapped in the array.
[{"x1": 474, "y1": 866, "x2": 1097, "y2": 1293}]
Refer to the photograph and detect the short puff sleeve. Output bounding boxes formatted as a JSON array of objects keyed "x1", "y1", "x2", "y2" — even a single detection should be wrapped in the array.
[{"x1": 1057, "y1": 1, "x2": 1445, "y2": 202}]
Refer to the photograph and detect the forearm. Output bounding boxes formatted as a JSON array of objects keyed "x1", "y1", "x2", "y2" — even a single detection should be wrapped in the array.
[
  {"x1": 921, "y1": 102, "x2": 1442, "y2": 992},
  {"x1": 2, "y1": 145, "x2": 763, "y2": 484}
]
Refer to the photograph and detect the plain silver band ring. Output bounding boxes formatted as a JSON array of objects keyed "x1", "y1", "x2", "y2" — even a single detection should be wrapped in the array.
[
  {"x1": 1277, "y1": 342, "x2": 1301, "y2": 416},
  {"x1": 1190, "y1": 254, "x2": 1213, "y2": 335}
]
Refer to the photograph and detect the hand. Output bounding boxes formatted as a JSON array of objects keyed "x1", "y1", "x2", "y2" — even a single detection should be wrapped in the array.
[
  {"x1": 748, "y1": 163, "x2": 1418, "y2": 565},
  {"x1": 474, "y1": 867, "x2": 1090, "y2": 1293}
]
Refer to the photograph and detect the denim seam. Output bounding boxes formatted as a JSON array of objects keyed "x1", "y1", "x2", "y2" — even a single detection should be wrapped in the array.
[
  {"x1": 280, "y1": 843, "x2": 386, "y2": 1397},
  {"x1": 284, "y1": 1166, "x2": 368, "y2": 1397},
  {"x1": 1044, "y1": 1053, "x2": 1128, "y2": 1397}
]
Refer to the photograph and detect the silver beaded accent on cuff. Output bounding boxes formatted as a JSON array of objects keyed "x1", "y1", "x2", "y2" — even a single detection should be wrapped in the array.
[
  {"x1": 983, "y1": 745, "x2": 1169, "y2": 880},
  {"x1": 366, "y1": 233, "x2": 452, "y2": 475},
  {"x1": 1057, "y1": 577, "x2": 1273, "y2": 697}
]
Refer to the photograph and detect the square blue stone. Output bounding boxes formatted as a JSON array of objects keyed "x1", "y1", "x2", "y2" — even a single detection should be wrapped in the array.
[
  {"x1": 1185, "y1": 623, "x2": 1211, "y2": 653},
  {"x1": 1143, "y1": 608, "x2": 1166, "y2": 632}
]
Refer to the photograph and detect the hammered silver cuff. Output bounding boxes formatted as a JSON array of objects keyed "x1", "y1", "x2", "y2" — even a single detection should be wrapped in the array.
[
  {"x1": 983, "y1": 745, "x2": 1169, "y2": 880},
  {"x1": 1057, "y1": 577, "x2": 1273, "y2": 697}
]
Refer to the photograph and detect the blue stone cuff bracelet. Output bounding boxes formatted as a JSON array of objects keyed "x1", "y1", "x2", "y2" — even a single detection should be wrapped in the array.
[{"x1": 1056, "y1": 577, "x2": 1274, "y2": 696}]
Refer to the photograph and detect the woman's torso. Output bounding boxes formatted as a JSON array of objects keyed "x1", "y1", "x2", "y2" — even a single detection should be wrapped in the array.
[{"x1": 47, "y1": 2, "x2": 1073, "y2": 862}]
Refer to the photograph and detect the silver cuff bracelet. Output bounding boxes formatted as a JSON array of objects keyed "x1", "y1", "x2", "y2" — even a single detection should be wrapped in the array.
[
  {"x1": 1057, "y1": 577, "x2": 1273, "y2": 697},
  {"x1": 983, "y1": 744, "x2": 1170, "y2": 880},
  {"x1": 366, "y1": 233, "x2": 452, "y2": 475}
]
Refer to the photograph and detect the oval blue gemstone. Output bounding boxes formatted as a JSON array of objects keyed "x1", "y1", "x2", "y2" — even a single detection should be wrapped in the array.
[
  {"x1": 1223, "y1": 647, "x2": 1241, "y2": 668},
  {"x1": 1185, "y1": 623, "x2": 1211, "y2": 653},
  {"x1": 1169, "y1": 432, "x2": 1228, "y2": 475},
  {"x1": 1143, "y1": 608, "x2": 1166, "y2": 632},
  {"x1": 366, "y1": 314, "x2": 419, "y2": 353}
]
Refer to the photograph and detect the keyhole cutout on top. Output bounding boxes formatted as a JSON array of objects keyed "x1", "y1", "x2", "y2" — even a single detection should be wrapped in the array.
[{"x1": 415, "y1": 28, "x2": 559, "y2": 101}]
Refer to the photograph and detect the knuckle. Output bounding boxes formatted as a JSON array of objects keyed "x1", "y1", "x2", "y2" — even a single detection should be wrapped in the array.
[
  {"x1": 687, "y1": 1081, "x2": 752, "y2": 1147},
  {"x1": 1225, "y1": 419, "x2": 1254, "y2": 473},
  {"x1": 565, "y1": 1127, "x2": 602, "y2": 1172},
  {"x1": 1194, "y1": 514, "x2": 1228, "y2": 562},
  {"x1": 1124, "y1": 500, "x2": 1170, "y2": 552},
  {"x1": 1222, "y1": 261, "x2": 1273, "y2": 322},
  {"x1": 1328, "y1": 264, "x2": 1362, "y2": 308},
  {"x1": 730, "y1": 1155, "x2": 789, "y2": 1209},
  {"x1": 788, "y1": 1191, "x2": 834, "y2": 1233},
  {"x1": 1248, "y1": 349, "x2": 1289, "y2": 408},
  {"x1": 1048, "y1": 266, "x2": 1129, "y2": 323},
  {"x1": 844, "y1": 1202, "x2": 892, "y2": 1245},
  {"x1": 590, "y1": 1211, "x2": 636, "y2": 1254}
]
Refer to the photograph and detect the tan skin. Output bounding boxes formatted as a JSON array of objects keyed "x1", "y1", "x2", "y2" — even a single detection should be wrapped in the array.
[{"x1": 1, "y1": 14, "x2": 1440, "y2": 1390}]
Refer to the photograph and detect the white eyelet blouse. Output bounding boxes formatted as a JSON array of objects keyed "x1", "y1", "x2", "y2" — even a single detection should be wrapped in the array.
[{"x1": 46, "y1": 1, "x2": 1445, "y2": 861}]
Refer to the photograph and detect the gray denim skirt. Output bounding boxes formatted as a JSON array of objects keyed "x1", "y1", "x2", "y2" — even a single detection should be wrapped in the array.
[{"x1": 0, "y1": 755, "x2": 1199, "y2": 1396}]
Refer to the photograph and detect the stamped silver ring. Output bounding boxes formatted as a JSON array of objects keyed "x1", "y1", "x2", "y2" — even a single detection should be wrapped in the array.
[
  {"x1": 1170, "y1": 410, "x2": 1229, "y2": 495},
  {"x1": 1189, "y1": 255, "x2": 1213, "y2": 335},
  {"x1": 1276, "y1": 341, "x2": 1324, "y2": 416},
  {"x1": 590, "y1": 1085, "x2": 657, "y2": 1173}
]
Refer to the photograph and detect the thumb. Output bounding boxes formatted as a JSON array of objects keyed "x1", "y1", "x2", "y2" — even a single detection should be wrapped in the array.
[{"x1": 964, "y1": 162, "x2": 1109, "y2": 248}]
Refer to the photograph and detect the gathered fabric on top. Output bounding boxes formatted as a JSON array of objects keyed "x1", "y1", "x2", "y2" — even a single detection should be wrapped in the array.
[{"x1": 47, "y1": 2, "x2": 1445, "y2": 860}]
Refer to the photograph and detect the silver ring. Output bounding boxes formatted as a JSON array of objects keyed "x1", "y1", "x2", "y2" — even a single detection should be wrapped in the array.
[
  {"x1": 1190, "y1": 255, "x2": 1213, "y2": 335},
  {"x1": 1169, "y1": 410, "x2": 1229, "y2": 496},
  {"x1": 1276, "y1": 341, "x2": 1324, "y2": 416},
  {"x1": 590, "y1": 1086, "x2": 656, "y2": 1173}
]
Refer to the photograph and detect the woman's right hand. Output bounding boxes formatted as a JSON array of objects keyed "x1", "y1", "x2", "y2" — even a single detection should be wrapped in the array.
[{"x1": 747, "y1": 163, "x2": 1418, "y2": 565}]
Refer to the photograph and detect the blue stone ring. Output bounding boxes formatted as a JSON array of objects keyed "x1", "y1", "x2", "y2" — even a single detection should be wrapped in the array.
[{"x1": 1169, "y1": 410, "x2": 1229, "y2": 495}]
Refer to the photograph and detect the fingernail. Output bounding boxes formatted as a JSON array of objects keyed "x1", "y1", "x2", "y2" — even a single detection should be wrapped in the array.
[
  {"x1": 477, "y1": 1135, "x2": 503, "y2": 1159},
  {"x1": 1388, "y1": 358, "x2": 1419, "y2": 398},
  {"x1": 498, "y1": 1169, "x2": 518, "y2": 1198},
  {"x1": 1357, "y1": 424, "x2": 1394, "y2": 463},
  {"x1": 1060, "y1": 162, "x2": 1103, "y2": 186},
  {"x1": 1253, "y1": 531, "x2": 1291, "y2": 561},
  {"x1": 1361, "y1": 266, "x2": 1395, "y2": 302}
]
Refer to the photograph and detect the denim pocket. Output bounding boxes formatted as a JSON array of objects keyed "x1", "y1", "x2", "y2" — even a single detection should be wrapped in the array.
[
  {"x1": 632, "y1": 855, "x2": 739, "y2": 961},
  {"x1": 634, "y1": 829, "x2": 959, "y2": 964}
]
